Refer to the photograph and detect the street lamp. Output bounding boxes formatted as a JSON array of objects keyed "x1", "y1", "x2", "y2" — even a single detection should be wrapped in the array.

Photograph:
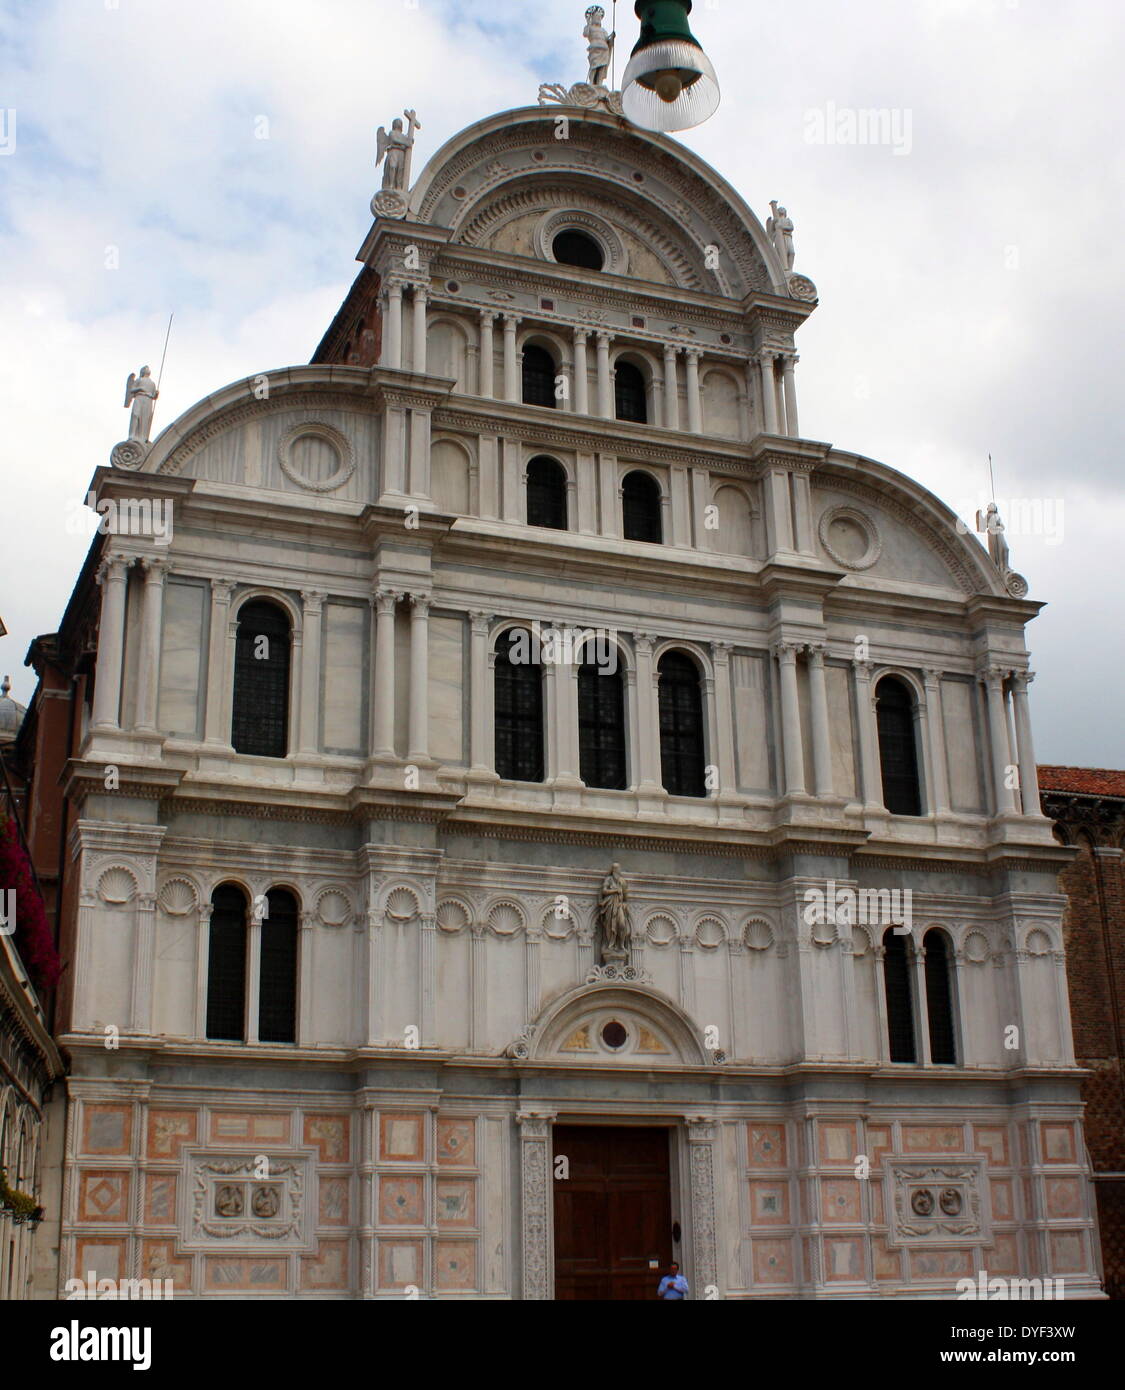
[{"x1": 621, "y1": 0, "x2": 721, "y2": 133}]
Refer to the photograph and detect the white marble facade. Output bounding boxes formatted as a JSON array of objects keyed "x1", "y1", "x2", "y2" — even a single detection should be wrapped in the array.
[{"x1": 55, "y1": 103, "x2": 1101, "y2": 1299}]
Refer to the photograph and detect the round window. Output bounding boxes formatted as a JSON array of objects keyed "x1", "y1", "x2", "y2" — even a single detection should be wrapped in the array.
[
  {"x1": 601, "y1": 1020, "x2": 628, "y2": 1050},
  {"x1": 552, "y1": 229, "x2": 605, "y2": 271}
]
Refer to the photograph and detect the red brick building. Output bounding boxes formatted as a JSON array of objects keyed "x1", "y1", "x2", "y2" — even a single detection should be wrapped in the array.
[{"x1": 1040, "y1": 766, "x2": 1125, "y2": 1299}]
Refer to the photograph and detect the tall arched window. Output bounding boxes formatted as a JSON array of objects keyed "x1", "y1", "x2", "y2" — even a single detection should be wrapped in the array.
[
  {"x1": 232, "y1": 599, "x2": 291, "y2": 757},
  {"x1": 924, "y1": 928, "x2": 956, "y2": 1064},
  {"x1": 615, "y1": 361, "x2": 648, "y2": 423},
  {"x1": 622, "y1": 470, "x2": 662, "y2": 543},
  {"x1": 658, "y1": 651, "x2": 705, "y2": 797},
  {"x1": 259, "y1": 888, "x2": 299, "y2": 1044},
  {"x1": 522, "y1": 344, "x2": 557, "y2": 408},
  {"x1": 206, "y1": 884, "x2": 248, "y2": 1041},
  {"x1": 578, "y1": 654, "x2": 627, "y2": 790},
  {"x1": 494, "y1": 629, "x2": 545, "y2": 782},
  {"x1": 882, "y1": 927, "x2": 916, "y2": 1063},
  {"x1": 526, "y1": 456, "x2": 568, "y2": 530},
  {"x1": 876, "y1": 675, "x2": 922, "y2": 816}
]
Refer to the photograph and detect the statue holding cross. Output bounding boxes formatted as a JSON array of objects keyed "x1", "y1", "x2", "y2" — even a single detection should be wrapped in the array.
[{"x1": 376, "y1": 109, "x2": 422, "y2": 193}]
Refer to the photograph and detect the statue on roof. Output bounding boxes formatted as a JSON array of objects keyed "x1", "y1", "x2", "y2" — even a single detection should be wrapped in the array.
[
  {"x1": 124, "y1": 366, "x2": 158, "y2": 443},
  {"x1": 584, "y1": 6, "x2": 615, "y2": 86},
  {"x1": 975, "y1": 501, "x2": 1029, "y2": 598},
  {"x1": 376, "y1": 110, "x2": 421, "y2": 193},
  {"x1": 768, "y1": 200, "x2": 796, "y2": 272}
]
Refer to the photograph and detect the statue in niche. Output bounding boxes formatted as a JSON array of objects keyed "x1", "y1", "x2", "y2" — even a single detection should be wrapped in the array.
[
  {"x1": 124, "y1": 366, "x2": 158, "y2": 442},
  {"x1": 596, "y1": 862, "x2": 631, "y2": 960},
  {"x1": 376, "y1": 109, "x2": 422, "y2": 192},
  {"x1": 583, "y1": 6, "x2": 615, "y2": 87},
  {"x1": 768, "y1": 200, "x2": 796, "y2": 272}
]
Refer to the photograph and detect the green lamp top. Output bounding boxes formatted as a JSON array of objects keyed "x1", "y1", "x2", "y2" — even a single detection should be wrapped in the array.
[{"x1": 631, "y1": 1, "x2": 703, "y2": 56}]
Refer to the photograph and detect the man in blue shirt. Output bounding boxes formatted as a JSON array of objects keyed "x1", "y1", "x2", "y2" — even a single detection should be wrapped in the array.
[{"x1": 657, "y1": 1261, "x2": 689, "y2": 1299}]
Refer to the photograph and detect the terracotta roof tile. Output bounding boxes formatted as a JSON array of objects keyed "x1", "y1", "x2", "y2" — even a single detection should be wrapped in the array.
[{"x1": 1037, "y1": 765, "x2": 1125, "y2": 798}]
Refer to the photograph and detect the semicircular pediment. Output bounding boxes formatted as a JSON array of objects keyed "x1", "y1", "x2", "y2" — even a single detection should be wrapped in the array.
[{"x1": 517, "y1": 982, "x2": 710, "y2": 1066}]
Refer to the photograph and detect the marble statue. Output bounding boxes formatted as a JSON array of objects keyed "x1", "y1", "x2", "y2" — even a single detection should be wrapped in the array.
[
  {"x1": 979, "y1": 502, "x2": 1011, "y2": 574},
  {"x1": 377, "y1": 110, "x2": 421, "y2": 192},
  {"x1": 596, "y1": 863, "x2": 631, "y2": 958},
  {"x1": 583, "y1": 6, "x2": 615, "y2": 87},
  {"x1": 124, "y1": 366, "x2": 158, "y2": 443},
  {"x1": 768, "y1": 200, "x2": 796, "y2": 272}
]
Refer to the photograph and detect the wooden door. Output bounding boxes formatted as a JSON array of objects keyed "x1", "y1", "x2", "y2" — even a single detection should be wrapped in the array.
[{"x1": 553, "y1": 1125, "x2": 674, "y2": 1300}]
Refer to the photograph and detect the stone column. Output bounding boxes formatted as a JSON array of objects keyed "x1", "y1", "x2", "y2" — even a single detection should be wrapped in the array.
[
  {"x1": 382, "y1": 283, "x2": 404, "y2": 369},
  {"x1": 298, "y1": 910, "x2": 315, "y2": 1047},
  {"x1": 469, "y1": 611, "x2": 492, "y2": 771},
  {"x1": 758, "y1": 352, "x2": 779, "y2": 435},
  {"x1": 503, "y1": 315, "x2": 519, "y2": 402},
  {"x1": 411, "y1": 284, "x2": 428, "y2": 373},
  {"x1": 194, "y1": 903, "x2": 211, "y2": 1038},
  {"x1": 203, "y1": 577, "x2": 235, "y2": 745},
  {"x1": 478, "y1": 311, "x2": 495, "y2": 398},
  {"x1": 781, "y1": 353, "x2": 800, "y2": 438},
  {"x1": 806, "y1": 643, "x2": 833, "y2": 797},
  {"x1": 420, "y1": 911, "x2": 436, "y2": 1042},
  {"x1": 517, "y1": 1112, "x2": 555, "y2": 1301},
  {"x1": 365, "y1": 909, "x2": 385, "y2": 1046},
  {"x1": 922, "y1": 668, "x2": 951, "y2": 814},
  {"x1": 852, "y1": 660, "x2": 882, "y2": 809},
  {"x1": 572, "y1": 328, "x2": 589, "y2": 415},
  {"x1": 774, "y1": 642, "x2": 806, "y2": 796},
  {"x1": 981, "y1": 666, "x2": 1018, "y2": 815},
  {"x1": 1010, "y1": 671, "x2": 1041, "y2": 816},
  {"x1": 634, "y1": 633, "x2": 663, "y2": 793},
  {"x1": 912, "y1": 937, "x2": 932, "y2": 1066},
  {"x1": 710, "y1": 640, "x2": 737, "y2": 795},
  {"x1": 298, "y1": 590, "x2": 325, "y2": 755},
  {"x1": 372, "y1": 589, "x2": 398, "y2": 758},
  {"x1": 663, "y1": 344, "x2": 680, "y2": 429},
  {"x1": 407, "y1": 593, "x2": 430, "y2": 763},
  {"x1": 790, "y1": 471, "x2": 815, "y2": 554},
  {"x1": 246, "y1": 895, "x2": 263, "y2": 1045},
  {"x1": 91, "y1": 554, "x2": 131, "y2": 730},
  {"x1": 685, "y1": 348, "x2": 703, "y2": 433},
  {"x1": 596, "y1": 332, "x2": 613, "y2": 419},
  {"x1": 686, "y1": 1119, "x2": 719, "y2": 1297},
  {"x1": 134, "y1": 557, "x2": 168, "y2": 733}
]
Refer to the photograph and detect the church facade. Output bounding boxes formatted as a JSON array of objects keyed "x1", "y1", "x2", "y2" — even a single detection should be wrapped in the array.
[{"x1": 37, "y1": 63, "x2": 1104, "y2": 1298}]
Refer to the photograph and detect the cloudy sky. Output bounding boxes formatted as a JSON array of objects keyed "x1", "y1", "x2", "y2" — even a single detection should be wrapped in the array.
[{"x1": 1, "y1": 0, "x2": 1121, "y2": 765}]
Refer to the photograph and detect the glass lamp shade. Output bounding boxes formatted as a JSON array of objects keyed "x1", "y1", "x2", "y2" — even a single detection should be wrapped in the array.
[{"x1": 621, "y1": 38, "x2": 721, "y2": 132}]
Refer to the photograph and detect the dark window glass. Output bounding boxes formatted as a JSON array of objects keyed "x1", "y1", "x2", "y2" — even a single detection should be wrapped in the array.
[
  {"x1": 658, "y1": 651, "x2": 705, "y2": 797},
  {"x1": 924, "y1": 929, "x2": 956, "y2": 1064},
  {"x1": 259, "y1": 888, "x2": 299, "y2": 1044},
  {"x1": 553, "y1": 230, "x2": 604, "y2": 271},
  {"x1": 876, "y1": 676, "x2": 922, "y2": 816},
  {"x1": 495, "y1": 630, "x2": 544, "y2": 782},
  {"x1": 622, "y1": 470, "x2": 662, "y2": 543},
  {"x1": 527, "y1": 456, "x2": 568, "y2": 530},
  {"x1": 232, "y1": 600, "x2": 291, "y2": 758},
  {"x1": 206, "y1": 884, "x2": 247, "y2": 1041},
  {"x1": 882, "y1": 928, "x2": 916, "y2": 1063},
  {"x1": 615, "y1": 361, "x2": 648, "y2": 423},
  {"x1": 522, "y1": 344, "x2": 557, "y2": 408},
  {"x1": 578, "y1": 658, "x2": 626, "y2": 790}
]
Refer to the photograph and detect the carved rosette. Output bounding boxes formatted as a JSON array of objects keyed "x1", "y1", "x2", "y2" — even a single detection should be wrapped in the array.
[
  {"x1": 110, "y1": 439, "x2": 149, "y2": 470},
  {"x1": 371, "y1": 189, "x2": 408, "y2": 219},
  {"x1": 1003, "y1": 569, "x2": 1029, "y2": 598},
  {"x1": 786, "y1": 272, "x2": 818, "y2": 302},
  {"x1": 585, "y1": 962, "x2": 650, "y2": 984}
]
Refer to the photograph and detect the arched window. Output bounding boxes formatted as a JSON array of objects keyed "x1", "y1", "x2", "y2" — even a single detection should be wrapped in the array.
[
  {"x1": 259, "y1": 888, "x2": 299, "y2": 1044},
  {"x1": 526, "y1": 456, "x2": 568, "y2": 530},
  {"x1": 615, "y1": 361, "x2": 648, "y2": 423},
  {"x1": 924, "y1": 928, "x2": 956, "y2": 1064},
  {"x1": 206, "y1": 884, "x2": 248, "y2": 1041},
  {"x1": 232, "y1": 600, "x2": 291, "y2": 758},
  {"x1": 658, "y1": 651, "x2": 705, "y2": 797},
  {"x1": 882, "y1": 927, "x2": 916, "y2": 1063},
  {"x1": 522, "y1": 344, "x2": 557, "y2": 408},
  {"x1": 553, "y1": 229, "x2": 604, "y2": 271},
  {"x1": 876, "y1": 676, "x2": 922, "y2": 816},
  {"x1": 578, "y1": 654, "x2": 627, "y2": 790},
  {"x1": 622, "y1": 470, "x2": 662, "y2": 543},
  {"x1": 494, "y1": 629, "x2": 544, "y2": 782}
]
